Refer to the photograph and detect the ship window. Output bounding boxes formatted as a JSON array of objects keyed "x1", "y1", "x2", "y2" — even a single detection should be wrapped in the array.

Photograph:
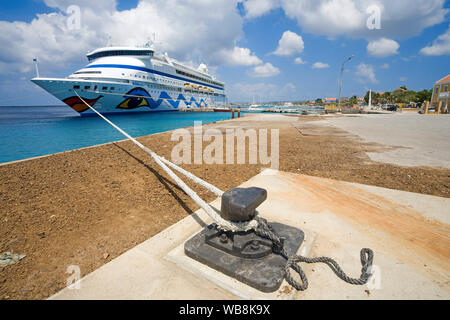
[
  {"x1": 73, "y1": 71, "x2": 102, "y2": 75},
  {"x1": 102, "y1": 86, "x2": 107, "y2": 90},
  {"x1": 73, "y1": 85, "x2": 80, "y2": 89},
  {"x1": 87, "y1": 49, "x2": 153, "y2": 61},
  {"x1": 84, "y1": 86, "x2": 90, "y2": 89}
]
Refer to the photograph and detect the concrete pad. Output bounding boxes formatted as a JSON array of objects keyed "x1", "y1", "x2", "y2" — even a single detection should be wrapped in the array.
[
  {"x1": 349, "y1": 183, "x2": 450, "y2": 225},
  {"x1": 256, "y1": 170, "x2": 450, "y2": 300},
  {"x1": 50, "y1": 169, "x2": 450, "y2": 300},
  {"x1": 311, "y1": 113, "x2": 450, "y2": 168}
]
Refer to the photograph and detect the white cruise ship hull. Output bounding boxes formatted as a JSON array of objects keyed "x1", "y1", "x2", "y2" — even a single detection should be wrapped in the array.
[
  {"x1": 31, "y1": 46, "x2": 227, "y2": 115},
  {"x1": 32, "y1": 78, "x2": 218, "y2": 116}
]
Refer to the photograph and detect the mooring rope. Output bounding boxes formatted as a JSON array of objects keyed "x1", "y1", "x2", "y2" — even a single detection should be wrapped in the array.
[
  {"x1": 74, "y1": 90, "x2": 374, "y2": 290},
  {"x1": 255, "y1": 216, "x2": 374, "y2": 290},
  {"x1": 73, "y1": 90, "x2": 257, "y2": 232}
]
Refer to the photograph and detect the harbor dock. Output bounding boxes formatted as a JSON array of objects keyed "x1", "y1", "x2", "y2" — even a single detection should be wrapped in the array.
[
  {"x1": 49, "y1": 169, "x2": 449, "y2": 300},
  {"x1": 1, "y1": 113, "x2": 449, "y2": 300}
]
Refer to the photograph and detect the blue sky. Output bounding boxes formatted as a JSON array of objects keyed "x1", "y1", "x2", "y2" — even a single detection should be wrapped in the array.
[
  {"x1": 0, "y1": 0, "x2": 449, "y2": 105},
  {"x1": 234, "y1": 6, "x2": 449, "y2": 101}
]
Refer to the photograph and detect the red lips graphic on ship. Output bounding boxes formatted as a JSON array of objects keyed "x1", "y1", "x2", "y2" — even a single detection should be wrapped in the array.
[{"x1": 62, "y1": 96, "x2": 103, "y2": 113}]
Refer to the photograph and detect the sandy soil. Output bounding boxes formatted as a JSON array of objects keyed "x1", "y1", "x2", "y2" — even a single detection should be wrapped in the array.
[{"x1": 0, "y1": 114, "x2": 449, "y2": 299}]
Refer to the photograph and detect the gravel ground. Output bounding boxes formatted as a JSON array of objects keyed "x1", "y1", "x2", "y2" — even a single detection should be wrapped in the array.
[{"x1": 0, "y1": 114, "x2": 449, "y2": 299}]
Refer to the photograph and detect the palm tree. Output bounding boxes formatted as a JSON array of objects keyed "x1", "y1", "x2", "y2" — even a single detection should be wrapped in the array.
[{"x1": 383, "y1": 91, "x2": 391, "y2": 104}]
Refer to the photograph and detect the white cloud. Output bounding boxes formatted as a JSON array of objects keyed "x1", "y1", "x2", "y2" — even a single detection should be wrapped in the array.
[
  {"x1": 249, "y1": 63, "x2": 281, "y2": 78},
  {"x1": 243, "y1": 0, "x2": 279, "y2": 19},
  {"x1": 0, "y1": 0, "x2": 250, "y2": 76},
  {"x1": 367, "y1": 38, "x2": 399, "y2": 57},
  {"x1": 273, "y1": 30, "x2": 304, "y2": 56},
  {"x1": 401, "y1": 56, "x2": 417, "y2": 62},
  {"x1": 312, "y1": 62, "x2": 329, "y2": 69},
  {"x1": 284, "y1": 82, "x2": 296, "y2": 91},
  {"x1": 249, "y1": 0, "x2": 448, "y2": 39},
  {"x1": 355, "y1": 63, "x2": 377, "y2": 83},
  {"x1": 282, "y1": 0, "x2": 364, "y2": 37},
  {"x1": 1, "y1": 0, "x2": 272, "y2": 104},
  {"x1": 420, "y1": 25, "x2": 450, "y2": 56},
  {"x1": 218, "y1": 46, "x2": 262, "y2": 66},
  {"x1": 294, "y1": 57, "x2": 306, "y2": 64}
]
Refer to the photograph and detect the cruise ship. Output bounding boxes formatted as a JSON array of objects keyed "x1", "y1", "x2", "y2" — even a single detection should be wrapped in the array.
[{"x1": 32, "y1": 46, "x2": 227, "y2": 115}]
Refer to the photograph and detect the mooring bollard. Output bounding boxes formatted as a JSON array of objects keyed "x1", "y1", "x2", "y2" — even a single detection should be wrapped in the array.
[{"x1": 184, "y1": 186, "x2": 306, "y2": 292}]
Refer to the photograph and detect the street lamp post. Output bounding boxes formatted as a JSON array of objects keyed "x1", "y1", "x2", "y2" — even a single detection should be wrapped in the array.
[{"x1": 338, "y1": 55, "x2": 354, "y2": 112}]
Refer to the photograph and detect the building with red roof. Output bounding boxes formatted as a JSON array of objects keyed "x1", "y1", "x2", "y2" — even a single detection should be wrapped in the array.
[
  {"x1": 432, "y1": 75, "x2": 449, "y2": 112},
  {"x1": 437, "y1": 75, "x2": 450, "y2": 84}
]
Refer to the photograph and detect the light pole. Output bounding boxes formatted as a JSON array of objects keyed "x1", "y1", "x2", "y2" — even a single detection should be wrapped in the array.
[
  {"x1": 338, "y1": 55, "x2": 354, "y2": 112},
  {"x1": 33, "y1": 58, "x2": 39, "y2": 78}
]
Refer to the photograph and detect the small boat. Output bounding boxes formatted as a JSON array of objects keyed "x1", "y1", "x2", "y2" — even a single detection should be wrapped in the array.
[
  {"x1": 213, "y1": 107, "x2": 232, "y2": 112},
  {"x1": 247, "y1": 104, "x2": 264, "y2": 113}
]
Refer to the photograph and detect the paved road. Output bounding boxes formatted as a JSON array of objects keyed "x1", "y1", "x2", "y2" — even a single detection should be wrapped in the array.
[{"x1": 320, "y1": 113, "x2": 450, "y2": 169}]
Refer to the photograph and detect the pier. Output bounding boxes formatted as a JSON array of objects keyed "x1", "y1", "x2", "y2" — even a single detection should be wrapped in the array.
[
  {"x1": 49, "y1": 169, "x2": 449, "y2": 300},
  {"x1": 1, "y1": 113, "x2": 449, "y2": 300}
]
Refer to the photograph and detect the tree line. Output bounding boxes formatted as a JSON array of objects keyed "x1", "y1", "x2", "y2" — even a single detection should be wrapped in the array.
[{"x1": 363, "y1": 86, "x2": 432, "y2": 105}]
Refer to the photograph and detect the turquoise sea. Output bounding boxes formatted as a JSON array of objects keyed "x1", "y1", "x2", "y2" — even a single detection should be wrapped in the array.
[{"x1": 0, "y1": 106, "x2": 234, "y2": 164}]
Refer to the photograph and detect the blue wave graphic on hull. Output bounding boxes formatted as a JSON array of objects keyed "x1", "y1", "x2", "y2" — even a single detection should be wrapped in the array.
[{"x1": 116, "y1": 87, "x2": 208, "y2": 110}]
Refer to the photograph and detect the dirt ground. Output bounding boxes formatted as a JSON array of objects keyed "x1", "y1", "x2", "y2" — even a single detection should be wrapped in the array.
[{"x1": 0, "y1": 114, "x2": 449, "y2": 299}]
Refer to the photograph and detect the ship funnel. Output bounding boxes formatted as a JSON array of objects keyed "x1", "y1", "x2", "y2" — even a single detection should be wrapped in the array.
[{"x1": 198, "y1": 63, "x2": 208, "y2": 73}]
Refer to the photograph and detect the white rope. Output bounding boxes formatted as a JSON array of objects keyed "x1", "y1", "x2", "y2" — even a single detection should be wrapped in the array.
[
  {"x1": 73, "y1": 90, "x2": 258, "y2": 232},
  {"x1": 158, "y1": 157, "x2": 224, "y2": 197}
]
